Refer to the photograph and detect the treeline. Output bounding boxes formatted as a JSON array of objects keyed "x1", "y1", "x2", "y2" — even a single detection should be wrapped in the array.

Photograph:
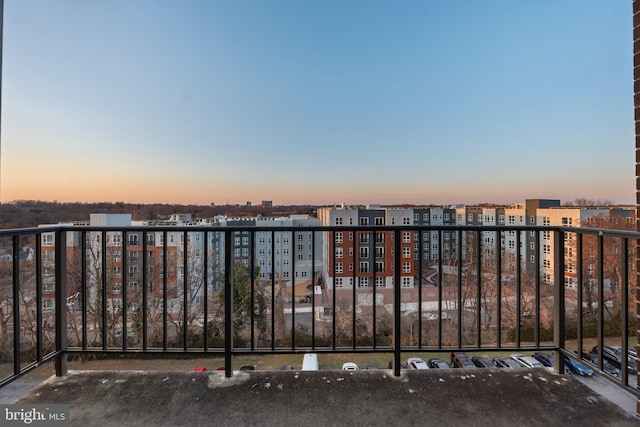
[{"x1": 0, "y1": 200, "x2": 316, "y2": 229}]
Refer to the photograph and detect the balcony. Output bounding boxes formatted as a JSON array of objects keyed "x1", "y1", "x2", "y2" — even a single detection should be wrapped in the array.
[{"x1": 0, "y1": 224, "x2": 637, "y2": 420}]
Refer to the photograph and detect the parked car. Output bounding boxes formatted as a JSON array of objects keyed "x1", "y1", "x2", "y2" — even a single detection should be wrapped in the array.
[
  {"x1": 342, "y1": 362, "x2": 359, "y2": 371},
  {"x1": 407, "y1": 357, "x2": 430, "y2": 369},
  {"x1": 564, "y1": 357, "x2": 594, "y2": 376},
  {"x1": 451, "y1": 352, "x2": 476, "y2": 369},
  {"x1": 471, "y1": 357, "x2": 496, "y2": 368},
  {"x1": 511, "y1": 354, "x2": 544, "y2": 368},
  {"x1": 592, "y1": 345, "x2": 638, "y2": 374},
  {"x1": 364, "y1": 364, "x2": 380, "y2": 370},
  {"x1": 493, "y1": 356, "x2": 523, "y2": 368},
  {"x1": 581, "y1": 352, "x2": 620, "y2": 377},
  {"x1": 428, "y1": 358, "x2": 450, "y2": 369},
  {"x1": 532, "y1": 353, "x2": 554, "y2": 368}
]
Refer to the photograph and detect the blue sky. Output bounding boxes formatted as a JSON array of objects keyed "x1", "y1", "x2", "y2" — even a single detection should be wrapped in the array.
[{"x1": 1, "y1": 1, "x2": 634, "y2": 205}]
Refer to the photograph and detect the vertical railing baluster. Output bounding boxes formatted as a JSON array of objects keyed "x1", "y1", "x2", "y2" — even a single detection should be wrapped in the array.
[
  {"x1": 224, "y1": 229, "x2": 233, "y2": 377},
  {"x1": 577, "y1": 233, "x2": 583, "y2": 360},
  {"x1": 418, "y1": 229, "x2": 423, "y2": 349},
  {"x1": 352, "y1": 230, "x2": 356, "y2": 350},
  {"x1": 496, "y1": 229, "x2": 502, "y2": 348},
  {"x1": 101, "y1": 231, "x2": 107, "y2": 351},
  {"x1": 162, "y1": 231, "x2": 168, "y2": 351},
  {"x1": 122, "y1": 231, "x2": 128, "y2": 352},
  {"x1": 12, "y1": 235, "x2": 20, "y2": 375},
  {"x1": 55, "y1": 230, "x2": 68, "y2": 377},
  {"x1": 393, "y1": 229, "x2": 401, "y2": 377},
  {"x1": 534, "y1": 229, "x2": 541, "y2": 348},
  {"x1": 81, "y1": 231, "x2": 87, "y2": 350},
  {"x1": 203, "y1": 231, "x2": 209, "y2": 352},
  {"x1": 182, "y1": 231, "x2": 188, "y2": 351},
  {"x1": 250, "y1": 231, "x2": 255, "y2": 352},
  {"x1": 553, "y1": 229, "x2": 565, "y2": 375},
  {"x1": 143, "y1": 231, "x2": 149, "y2": 351},
  {"x1": 270, "y1": 231, "x2": 275, "y2": 351},
  {"x1": 311, "y1": 231, "x2": 316, "y2": 350},
  {"x1": 457, "y1": 229, "x2": 462, "y2": 348},
  {"x1": 621, "y1": 237, "x2": 629, "y2": 386},
  {"x1": 516, "y1": 230, "x2": 521, "y2": 348},
  {"x1": 598, "y1": 233, "x2": 607, "y2": 371},
  {"x1": 35, "y1": 233, "x2": 42, "y2": 363},
  {"x1": 438, "y1": 229, "x2": 443, "y2": 349},
  {"x1": 476, "y1": 229, "x2": 482, "y2": 348},
  {"x1": 332, "y1": 231, "x2": 336, "y2": 351},
  {"x1": 292, "y1": 231, "x2": 296, "y2": 351}
]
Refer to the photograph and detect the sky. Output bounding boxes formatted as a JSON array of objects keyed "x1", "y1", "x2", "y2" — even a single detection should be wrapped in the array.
[{"x1": 0, "y1": 1, "x2": 635, "y2": 206}]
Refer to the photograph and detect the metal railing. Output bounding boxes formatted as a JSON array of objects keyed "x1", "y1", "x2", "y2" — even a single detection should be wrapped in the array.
[{"x1": 0, "y1": 224, "x2": 636, "y2": 396}]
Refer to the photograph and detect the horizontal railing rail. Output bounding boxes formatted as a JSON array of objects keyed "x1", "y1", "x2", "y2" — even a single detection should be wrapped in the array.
[{"x1": 0, "y1": 224, "x2": 636, "y2": 396}]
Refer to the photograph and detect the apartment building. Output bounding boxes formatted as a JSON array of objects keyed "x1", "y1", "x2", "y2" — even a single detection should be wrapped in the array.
[{"x1": 317, "y1": 205, "x2": 414, "y2": 290}]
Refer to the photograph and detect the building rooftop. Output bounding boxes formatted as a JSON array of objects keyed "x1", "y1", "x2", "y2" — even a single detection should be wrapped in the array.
[{"x1": 9, "y1": 369, "x2": 638, "y2": 427}]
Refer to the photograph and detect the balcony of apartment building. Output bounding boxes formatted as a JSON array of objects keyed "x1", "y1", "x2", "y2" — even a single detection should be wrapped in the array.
[{"x1": 0, "y1": 222, "x2": 638, "y2": 425}]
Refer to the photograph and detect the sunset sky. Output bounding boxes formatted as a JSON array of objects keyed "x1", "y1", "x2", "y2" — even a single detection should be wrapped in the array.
[{"x1": 1, "y1": 1, "x2": 634, "y2": 206}]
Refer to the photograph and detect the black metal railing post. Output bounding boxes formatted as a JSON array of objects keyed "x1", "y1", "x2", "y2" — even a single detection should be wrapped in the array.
[
  {"x1": 393, "y1": 229, "x2": 402, "y2": 377},
  {"x1": 12, "y1": 235, "x2": 20, "y2": 376},
  {"x1": 224, "y1": 230, "x2": 233, "y2": 377},
  {"x1": 553, "y1": 229, "x2": 565, "y2": 375},
  {"x1": 55, "y1": 229, "x2": 68, "y2": 377}
]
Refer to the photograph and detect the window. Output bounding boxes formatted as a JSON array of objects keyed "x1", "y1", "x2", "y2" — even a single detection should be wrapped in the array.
[
  {"x1": 402, "y1": 277, "x2": 412, "y2": 288},
  {"x1": 147, "y1": 234, "x2": 155, "y2": 245},
  {"x1": 335, "y1": 232, "x2": 343, "y2": 243},
  {"x1": 128, "y1": 266, "x2": 138, "y2": 277},
  {"x1": 402, "y1": 232, "x2": 411, "y2": 243},
  {"x1": 336, "y1": 263, "x2": 343, "y2": 273},
  {"x1": 375, "y1": 277, "x2": 384, "y2": 288},
  {"x1": 359, "y1": 247, "x2": 369, "y2": 258},
  {"x1": 335, "y1": 218, "x2": 343, "y2": 225},
  {"x1": 359, "y1": 217, "x2": 369, "y2": 226},
  {"x1": 42, "y1": 234, "x2": 54, "y2": 246},
  {"x1": 375, "y1": 247, "x2": 384, "y2": 258},
  {"x1": 543, "y1": 217, "x2": 550, "y2": 226},
  {"x1": 402, "y1": 217, "x2": 410, "y2": 225},
  {"x1": 335, "y1": 278, "x2": 343, "y2": 288},
  {"x1": 359, "y1": 262, "x2": 369, "y2": 273},
  {"x1": 358, "y1": 277, "x2": 369, "y2": 288},
  {"x1": 423, "y1": 213, "x2": 429, "y2": 222},
  {"x1": 375, "y1": 233, "x2": 385, "y2": 244},
  {"x1": 43, "y1": 299, "x2": 54, "y2": 312},
  {"x1": 402, "y1": 262, "x2": 411, "y2": 273},
  {"x1": 336, "y1": 248, "x2": 343, "y2": 258},
  {"x1": 298, "y1": 234, "x2": 304, "y2": 242},
  {"x1": 375, "y1": 261, "x2": 385, "y2": 272},
  {"x1": 359, "y1": 233, "x2": 370, "y2": 244},
  {"x1": 402, "y1": 247, "x2": 411, "y2": 258},
  {"x1": 375, "y1": 217, "x2": 384, "y2": 225}
]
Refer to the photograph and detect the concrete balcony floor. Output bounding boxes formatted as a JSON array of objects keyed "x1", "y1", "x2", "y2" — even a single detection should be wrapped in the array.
[{"x1": 4, "y1": 369, "x2": 639, "y2": 427}]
